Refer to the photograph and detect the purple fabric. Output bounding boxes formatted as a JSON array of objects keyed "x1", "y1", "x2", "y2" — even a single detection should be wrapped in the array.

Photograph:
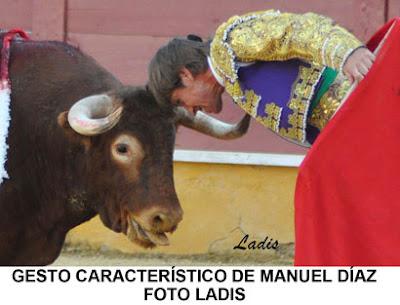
[
  {"x1": 237, "y1": 60, "x2": 321, "y2": 144},
  {"x1": 305, "y1": 124, "x2": 320, "y2": 144}
]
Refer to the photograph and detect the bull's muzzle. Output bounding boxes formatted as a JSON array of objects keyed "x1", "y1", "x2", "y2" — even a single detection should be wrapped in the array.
[
  {"x1": 126, "y1": 205, "x2": 183, "y2": 247},
  {"x1": 139, "y1": 206, "x2": 183, "y2": 233}
]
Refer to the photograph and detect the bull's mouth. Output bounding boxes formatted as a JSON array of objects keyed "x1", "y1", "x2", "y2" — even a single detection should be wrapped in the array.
[{"x1": 125, "y1": 214, "x2": 169, "y2": 248}]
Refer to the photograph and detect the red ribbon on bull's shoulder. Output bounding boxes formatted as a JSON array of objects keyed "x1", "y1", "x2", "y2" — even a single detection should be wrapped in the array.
[{"x1": 0, "y1": 29, "x2": 30, "y2": 90}]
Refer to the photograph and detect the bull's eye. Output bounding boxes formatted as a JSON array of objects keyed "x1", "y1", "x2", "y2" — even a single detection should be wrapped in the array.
[
  {"x1": 116, "y1": 143, "x2": 128, "y2": 154},
  {"x1": 111, "y1": 134, "x2": 145, "y2": 175}
]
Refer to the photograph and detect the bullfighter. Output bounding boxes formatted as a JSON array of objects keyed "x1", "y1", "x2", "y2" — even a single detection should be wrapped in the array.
[{"x1": 147, "y1": 9, "x2": 375, "y2": 146}]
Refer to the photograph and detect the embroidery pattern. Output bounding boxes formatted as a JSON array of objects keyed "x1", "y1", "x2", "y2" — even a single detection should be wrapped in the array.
[
  {"x1": 240, "y1": 89, "x2": 261, "y2": 117},
  {"x1": 240, "y1": 90, "x2": 282, "y2": 133},
  {"x1": 278, "y1": 66, "x2": 324, "y2": 142},
  {"x1": 262, "y1": 102, "x2": 282, "y2": 133},
  {"x1": 308, "y1": 74, "x2": 351, "y2": 130},
  {"x1": 210, "y1": 10, "x2": 362, "y2": 143}
]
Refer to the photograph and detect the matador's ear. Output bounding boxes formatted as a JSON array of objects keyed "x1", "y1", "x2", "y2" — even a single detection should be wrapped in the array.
[{"x1": 187, "y1": 34, "x2": 203, "y2": 42}]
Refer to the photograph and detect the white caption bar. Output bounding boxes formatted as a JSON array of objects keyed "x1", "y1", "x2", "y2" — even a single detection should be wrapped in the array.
[{"x1": 0, "y1": 267, "x2": 396, "y2": 305}]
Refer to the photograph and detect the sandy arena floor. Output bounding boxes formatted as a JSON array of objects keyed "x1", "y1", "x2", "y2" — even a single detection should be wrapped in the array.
[{"x1": 53, "y1": 243, "x2": 294, "y2": 266}]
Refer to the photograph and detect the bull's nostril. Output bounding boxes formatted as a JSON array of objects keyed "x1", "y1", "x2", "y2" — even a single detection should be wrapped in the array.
[
  {"x1": 149, "y1": 211, "x2": 180, "y2": 232},
  {"x1": 153, "y1": 214, "x2": 164, "y2": 226}
]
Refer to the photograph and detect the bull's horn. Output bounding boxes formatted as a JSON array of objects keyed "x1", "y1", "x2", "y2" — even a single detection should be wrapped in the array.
[
  {"x1": 175, "y1": 107, "x2": 251, "y2": 139},
  {"x1": 67, "y1": 94, "x2": 123, "y2": 136}
]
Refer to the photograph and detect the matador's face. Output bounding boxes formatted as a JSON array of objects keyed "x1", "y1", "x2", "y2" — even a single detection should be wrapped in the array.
[{"x1": 171, "y1": 67, "x2": 224, "y2": 115}]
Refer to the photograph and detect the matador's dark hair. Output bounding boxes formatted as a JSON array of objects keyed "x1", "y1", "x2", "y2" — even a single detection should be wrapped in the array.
[
  {"x1": 148, "y1": 34, "x2": 210, "y2": 107},
  {"x1": 186, "y1": 34, "x2": 203, "y2": 42}
]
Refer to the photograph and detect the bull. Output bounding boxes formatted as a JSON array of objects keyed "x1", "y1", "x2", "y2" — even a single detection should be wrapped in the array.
[{"x1": 0, "y1": 35, "x2": 250, "y2": 265}]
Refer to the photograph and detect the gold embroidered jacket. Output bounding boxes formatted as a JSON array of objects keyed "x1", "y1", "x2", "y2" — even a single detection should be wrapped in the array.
[{"x1": 209, "y1": 10, "x2": 363, "y2": 145}]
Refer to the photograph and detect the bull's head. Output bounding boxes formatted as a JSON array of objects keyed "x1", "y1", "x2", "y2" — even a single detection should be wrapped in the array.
[{"x1": 57, "y1": 86, "x2": 250, "y2": 248}]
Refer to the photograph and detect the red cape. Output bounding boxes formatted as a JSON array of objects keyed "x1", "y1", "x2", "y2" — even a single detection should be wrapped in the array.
[{"x1": 295, "y1": 18, "x2": 400, "y2": 266}]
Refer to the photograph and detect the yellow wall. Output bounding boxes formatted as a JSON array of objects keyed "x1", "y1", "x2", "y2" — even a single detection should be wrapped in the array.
[{"x1": 66, "y1": 162, "x2": 298, "y2": 254}]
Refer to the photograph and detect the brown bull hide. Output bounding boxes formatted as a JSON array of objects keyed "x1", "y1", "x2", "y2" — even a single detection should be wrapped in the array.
[{"x1": 0, "y1": 37, "x2": 182, "y2": 265}]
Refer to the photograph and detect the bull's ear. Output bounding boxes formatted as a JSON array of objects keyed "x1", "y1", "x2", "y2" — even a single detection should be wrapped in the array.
[{"x1": 57, "y1": 111, "x2": 91, "y2": 151}]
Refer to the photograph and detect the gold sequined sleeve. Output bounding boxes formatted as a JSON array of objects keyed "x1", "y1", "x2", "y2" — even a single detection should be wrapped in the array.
[{"x1": 211, "y1": 10, "x2": 364, "y2": 80}]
